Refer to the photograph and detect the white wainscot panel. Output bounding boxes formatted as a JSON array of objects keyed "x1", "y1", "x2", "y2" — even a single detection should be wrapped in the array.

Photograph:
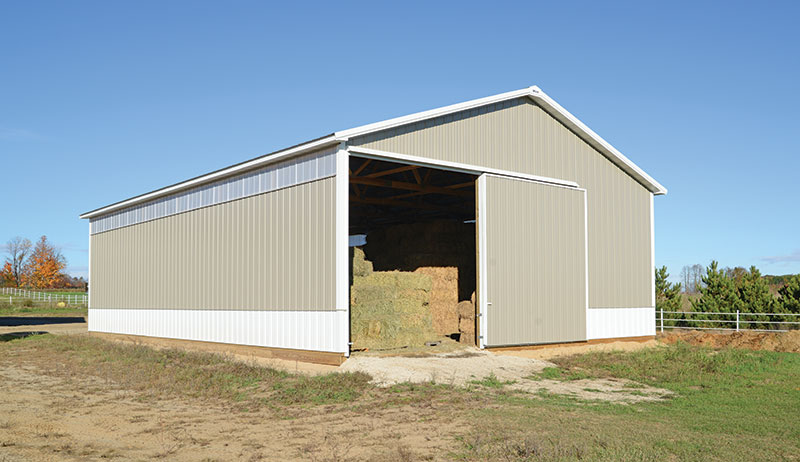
[{"x1": 587, "y1": 307, "x2": 655, "y2": 340}]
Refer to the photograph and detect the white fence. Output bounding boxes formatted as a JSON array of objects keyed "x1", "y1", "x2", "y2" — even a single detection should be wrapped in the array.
[
  {"x1": 1, "y1": 287, "x2": 88, "y2": 306},
  {"x1": 658, "y1": 309, "x2": 800, "y2": 333}
]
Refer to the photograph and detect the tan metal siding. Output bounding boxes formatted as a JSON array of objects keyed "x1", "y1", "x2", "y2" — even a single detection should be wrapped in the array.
[
  {"x1": 353, "y1": 98, "x2": 653, "y2": 308},
  {"x1": 483, "y1": 176, "x2": 586, "y2": 345},
  {"x1": 90, "y1": 178, "x2": 336, "y2": 311}
]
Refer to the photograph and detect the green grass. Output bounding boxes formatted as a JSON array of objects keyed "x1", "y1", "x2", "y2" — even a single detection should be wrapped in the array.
[
  {"x1": 1, "y1": 334, "x2": 797, "y2": 461},
  {"x1": 460, "y1": 343, "x2": 800, "y2": 461},
  {"x1": 0, "y1": 299, "x2": 88, "y2": 316}
]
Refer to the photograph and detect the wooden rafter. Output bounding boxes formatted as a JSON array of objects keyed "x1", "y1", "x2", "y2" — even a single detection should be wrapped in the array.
[
  {"x1": 386, "y1": 180, "x2": 476, "y2": 200},
  {"x1": 352, "y1": 159, "x2": 372, "y2": 176},
  {"x1": 349, "y1": 177, "x2": 472, "y2": 197},
  {"x1": 362, "y1": 164, "x2": 419, "y2": 178},
  {"x1": 350, "y1": 195, "x2": 470, "y2": 213}
]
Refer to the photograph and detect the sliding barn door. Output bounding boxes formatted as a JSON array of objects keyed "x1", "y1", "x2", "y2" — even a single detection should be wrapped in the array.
[{"x1": 478, "y1": 174, "x2": 587, "y2": 347}]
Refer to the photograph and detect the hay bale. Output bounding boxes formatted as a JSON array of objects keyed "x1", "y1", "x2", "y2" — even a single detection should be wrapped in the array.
[
  {"x1": 415, "y1": 266, "x2": 459, "y2": 335},
  {"x1": 457, "y1": 300, "x2": 474, "y2": 320},
  {"x1": 352, "y1": 247, "x2": 373, "y2": 277},
  {"x1": 458, "y1": 316, "x2": 475, "y2": 345},
  {"x1": 350, "y1": 271, "x2": 436, "y2": 350}
]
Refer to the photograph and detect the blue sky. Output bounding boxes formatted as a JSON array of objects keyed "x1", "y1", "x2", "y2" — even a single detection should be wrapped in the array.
[{"x1": 1, "y1": 1, "x2": 798, "y2": 281}]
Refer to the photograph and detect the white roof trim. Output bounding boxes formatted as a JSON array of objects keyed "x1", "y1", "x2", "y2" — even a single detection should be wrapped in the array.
[
  {"x1": 334, "y1": 87, "x2": 536, "y2": 140},
  {"x1": 528, "y1": 87, "x2": 667, "y2": 195},
  {"x1": 337, "y1": 86, "x2": 666, "y2": 195},
  {"x1": 82, "y1": 85, "x2": 665, "y2": 219},
  {"x1": 80, "y1": 135, "x2": 339, "y2": 219}
]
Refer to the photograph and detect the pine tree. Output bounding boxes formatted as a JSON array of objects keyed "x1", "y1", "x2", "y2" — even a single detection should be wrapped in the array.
[
  {"x1": 691, "y1": 261, "x2": 741, "y2": 328},
  {"x1": 737, "y1": 266, "x2": 778, "y2": 329},
  {"x1": 655, "y1": 266, "x2": 682, "y2": 311},
  {"x1": 655, "y1": 266, "x2": 683, "y2": 330},
  {"x1": 778, "y1": 274, "x2": 800, "y2": 314}
]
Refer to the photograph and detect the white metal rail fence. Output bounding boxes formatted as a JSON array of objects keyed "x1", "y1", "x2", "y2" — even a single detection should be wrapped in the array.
[
  {"x1": 1, "y1": 287, "x2": 88, "y2": 306},
  {"x1": 658, "y1": 309, "x2": 800, "y2": 333}
]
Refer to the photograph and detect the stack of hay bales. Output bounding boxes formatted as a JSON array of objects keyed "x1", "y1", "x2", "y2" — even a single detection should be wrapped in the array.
[
  {"x1": 457, "y1": 291, "x2": 476, "y2": 345},
  {"x1": 350, "y1": 248, "x2": 437, "y2": 350},
  {"x1": 414, "y1": 266, "x2": 459, "y2": 335}
]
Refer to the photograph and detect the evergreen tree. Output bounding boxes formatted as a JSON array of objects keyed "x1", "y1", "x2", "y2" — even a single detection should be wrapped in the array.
[
  {"x1": 655, "y1": 266, "x2": 683, "y2": 330},
  {"x1": 737, "y1": 266, "x2": 778, "y2": 329},
  {"x1": 691, "y1": 261, "x2": 741, "y2": 328},
  {"x1": 778, "y1": 274, "x2": 800, "y2": 314}
]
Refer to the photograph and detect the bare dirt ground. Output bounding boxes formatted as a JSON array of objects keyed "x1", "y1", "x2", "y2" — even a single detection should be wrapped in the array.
[
  {"x1": 342, "y1": 348, "x2": 670, "y2": 403},
  {"x1": 0, "y1": 350, "x2": 465, "y2": 462},
  {"x1": 493, "y1": 338, "x2": 658, "y2": 361},
  {"x1": 658, "y1": 329, "x2": 800, "y2": 352}
]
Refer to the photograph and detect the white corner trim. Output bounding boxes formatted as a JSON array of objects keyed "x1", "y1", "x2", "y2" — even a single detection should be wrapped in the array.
[
  {"x1": 650, "y1": 192, "x2": 656, "y2": 308},
  {"x1": 348, "y1": 146, "x2": 579, "y2": 189},
  {"x1": 477, "y1": 173, "x2": 488, "y2": 349},
  {"x1": 87, "y1": 225, "x2": 92, "y2": 309},
  {"x1": 584, "y1": 189, "x2": 589, "y2": 340},
  {"x1": 334, "y1": 142, "x2": 350, "y2": 357}
]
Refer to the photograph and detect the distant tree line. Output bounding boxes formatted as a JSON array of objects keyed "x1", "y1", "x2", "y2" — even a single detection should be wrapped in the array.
[
  {"x1": 656, "y1": 262, "x2": 800, "y2": 330},
  {"x1": 0, "y1": 236, "x2": 86, "y2": 289}
]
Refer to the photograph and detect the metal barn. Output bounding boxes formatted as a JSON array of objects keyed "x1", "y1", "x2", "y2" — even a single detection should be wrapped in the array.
[{"x1": 80, "y1": 86, "x2": 666, "y2": 364}]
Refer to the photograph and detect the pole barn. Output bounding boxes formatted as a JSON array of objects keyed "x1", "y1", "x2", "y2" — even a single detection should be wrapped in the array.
[{"x1": 81, "y1": 86, "x2": 666, "y2": 364}]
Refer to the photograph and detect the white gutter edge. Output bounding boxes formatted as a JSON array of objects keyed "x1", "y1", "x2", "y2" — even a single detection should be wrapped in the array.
[{"x1": 79, "y1": 135, "x2": 339, "y2": 219}]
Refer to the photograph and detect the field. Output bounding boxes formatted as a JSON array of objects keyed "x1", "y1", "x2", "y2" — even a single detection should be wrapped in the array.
[{"x1": 0, "y1": 331, "x2": 798, "y2": 461}]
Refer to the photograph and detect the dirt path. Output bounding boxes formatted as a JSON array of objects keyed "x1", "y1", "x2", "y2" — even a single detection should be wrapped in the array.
[
  {"x1": 0, "y1": 361, "x2": 465, "y2": 461},
  {"x1": 342, "y1": 348, "x2": 670, "y2": 403}
]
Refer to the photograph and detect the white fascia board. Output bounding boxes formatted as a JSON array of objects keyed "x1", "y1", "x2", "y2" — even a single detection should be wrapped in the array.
[
  {"x1": 339, "y1": 86, "x2": 666, "y2": 196},
  {"x1": 335, "y1": 87, "x2": 536, "y2": 140},
  {"x1": 528, "y1": 87, "x2": 667, "y2": 195},
  {"x1": 347, "y1": 146, "x2": 579, "y2": 189},
  {"x1": 79, "y1": 135, "x2": 339, "y2": 219}
]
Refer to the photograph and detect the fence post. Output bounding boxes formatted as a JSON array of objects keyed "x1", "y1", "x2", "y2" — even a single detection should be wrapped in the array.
[
  {"x1": 660, "y1": 308, "x2": 664, "y2": 333},
  {"x1": 736, "y1": 310, "x2": 740, "y2": 332}
]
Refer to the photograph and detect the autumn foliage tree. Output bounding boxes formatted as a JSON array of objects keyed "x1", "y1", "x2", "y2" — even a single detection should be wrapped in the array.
[{"x1": 21, "y1": 236, "x2": 66, "y2": 289}]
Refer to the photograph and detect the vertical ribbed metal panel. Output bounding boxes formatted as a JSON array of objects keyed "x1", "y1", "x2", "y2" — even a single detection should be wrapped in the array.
[
  {"x1": 483, "y1": 176, "x2": 586, "y2": 346},
  {"x1": 90, "y1": 178, "x2": 335, "y2": 311},
  {"x1": 88, "y1": 308, "x2": 347, "y2": 353},
  {"x1": 352, "y1": 98, "x2": 652, "y2": 308}
]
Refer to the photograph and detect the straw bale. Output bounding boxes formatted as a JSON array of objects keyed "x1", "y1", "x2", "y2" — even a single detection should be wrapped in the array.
[
  {"x1": 352, "y1": 247, "x2": 373, "y2": 277},
  {"x1": 415, "y1": 266, "x2": 459, "y2": 335}
]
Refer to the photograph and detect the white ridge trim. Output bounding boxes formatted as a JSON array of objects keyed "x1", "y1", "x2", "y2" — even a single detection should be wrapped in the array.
[
  {"x1": 82, "y1": 85, "x2": 666, "y2": 221},
  {"x1": 335, "y1": 87, "x2": 535, "y2": 140}
]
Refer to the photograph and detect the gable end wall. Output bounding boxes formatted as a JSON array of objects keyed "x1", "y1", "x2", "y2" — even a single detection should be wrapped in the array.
[{"x1": 351, "y1": 97, "x2": 652, "y2": 309}]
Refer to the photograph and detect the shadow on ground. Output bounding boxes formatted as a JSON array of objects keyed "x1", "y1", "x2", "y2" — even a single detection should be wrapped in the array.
[
  {"x1": 0, "y1": 331, "x2": 49, "y2": 342},
  {"x1": 0, "y1": 317, "x2": 86, "y2": 326}
]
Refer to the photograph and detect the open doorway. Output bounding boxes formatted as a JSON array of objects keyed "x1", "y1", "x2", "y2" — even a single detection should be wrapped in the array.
[{"x1": 348, "y1": 156, "x2": 478, "y2": 351}]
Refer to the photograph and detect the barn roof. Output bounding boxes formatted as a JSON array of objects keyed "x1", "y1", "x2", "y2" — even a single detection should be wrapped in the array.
[{"x1": 80, "y1": 86, "x2": 665, "y2": 219}]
